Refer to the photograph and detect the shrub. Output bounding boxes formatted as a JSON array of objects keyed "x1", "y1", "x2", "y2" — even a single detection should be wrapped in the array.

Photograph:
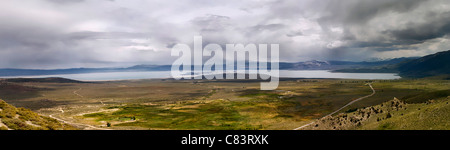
[
  {"x1": 1, "y1": 118, "x2": 34, "y2": 130},
  {"x1": 0, "y1": 126, "x2": 8, "y2": 130},
  {"x1": 17, "y1": 108, "x2": 40, "y2": 122},
  {"x1": 386, "y1": 113, "x2": 392, "y2": 119}
]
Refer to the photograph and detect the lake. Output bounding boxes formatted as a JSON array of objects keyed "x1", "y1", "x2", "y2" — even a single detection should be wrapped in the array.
[{"x1": 0, "y1": 70, "x2": 400, "y2": 81}]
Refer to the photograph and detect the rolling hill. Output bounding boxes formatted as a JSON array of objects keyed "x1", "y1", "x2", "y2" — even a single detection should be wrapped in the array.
[
  {"x1": 302, "y1": 96, "x2": 450, "y2": 130},
  {"x1": 4, "y1": 77, "x2": 85, "y2": 83},
  {"x1": 0, "y1": 100, "x2": 75, "y2": 130}
]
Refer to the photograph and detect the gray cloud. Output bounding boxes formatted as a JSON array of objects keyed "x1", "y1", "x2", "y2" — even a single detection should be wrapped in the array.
[
  {"x1": 1, "y1": 0, "x2": 450, "y2": 68},
  {"x1": 47, "y1": 0, "x2": 85, "y2": 4},
  {"x1": 251, "y1": 24, "x2": 286, "y2": 32},
  {"x1": 385, "y1": 12, "x2": 450, "y2": 42},
  {"x1": 318, "y1": 0, "x2": 426, "y2": 25},
  {"x1": 306, "y1": 0, "x2": 450, "y2": 60},
  {"x1": 192, "y1": 14, "x2": 231, "y2": 32},
  {"x1": 286, "y1": 30, "x2": 304, "y2": 37}
]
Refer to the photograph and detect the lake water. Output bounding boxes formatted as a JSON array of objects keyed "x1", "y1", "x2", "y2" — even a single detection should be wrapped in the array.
[{"x1": 0, "y1": 70, "x2": 400, "y2": 81}]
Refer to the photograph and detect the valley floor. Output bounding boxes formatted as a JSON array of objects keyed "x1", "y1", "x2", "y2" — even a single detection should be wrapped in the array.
[{"x1": 0, "y1": 77, "x2": 449, "y2": 130}]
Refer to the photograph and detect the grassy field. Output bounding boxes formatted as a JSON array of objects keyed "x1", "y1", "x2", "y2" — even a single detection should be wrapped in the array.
[{"x1": 0, "y1": 77, "x2": 448, "y2": 130}]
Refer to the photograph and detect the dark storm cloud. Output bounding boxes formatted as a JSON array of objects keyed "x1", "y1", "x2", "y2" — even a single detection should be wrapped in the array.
[
  {"x1": 258, "y1": 0, "x2": 450, "y2": 61},
  {"x1": 318, "y1": 0, "x2": 426, "y2": 25},
  {"x1": 384, "y1": 12, "x2": 450, "y2": 42},
  {"x1": 306, "y1": 0, "x2": 450, "y2": 59}
]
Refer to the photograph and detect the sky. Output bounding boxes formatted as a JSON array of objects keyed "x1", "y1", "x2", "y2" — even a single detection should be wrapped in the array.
[{"x1": 1, "y1": 0, "x2": 450, "y2": 69}]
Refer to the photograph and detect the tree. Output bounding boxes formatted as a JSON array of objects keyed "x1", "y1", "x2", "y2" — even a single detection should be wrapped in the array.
[{"x1": 107, "y1": 122, "x2": 111, "y2": 127}]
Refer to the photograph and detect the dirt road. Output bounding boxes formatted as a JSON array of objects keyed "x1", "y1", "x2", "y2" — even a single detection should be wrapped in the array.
[
  {"x1": 73, "y1": 88, "x2": 84, "y2": 98},
  {"x1": 48, "y1": 108, "x2": 112, "y2": 130}
]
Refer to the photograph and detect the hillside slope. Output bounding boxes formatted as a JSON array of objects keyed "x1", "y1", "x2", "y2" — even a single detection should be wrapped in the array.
[
  {"x1": 0, "y1": 100, "x2": 75, "y2": 130},
  {"x1": 334, "y1": 50, "x2": 450, "y2": 78},
  {"x1": 398, "y1": 50, "x2": 450, "y2": 78},
  {"x1": 302, "y1": 96, "x2": 450, "y2": 130}
]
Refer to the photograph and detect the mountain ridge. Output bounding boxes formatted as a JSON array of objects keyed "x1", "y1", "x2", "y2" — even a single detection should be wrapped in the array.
[
  {"x1": 0, "y1": 54, "x2": 441, "y2": 78},
  {"x1": 398, "y1": 50, "x2": 450, "y2": 78},
  {"x1": 334, "y1": 50, "x2": 450, "y2": 78}
]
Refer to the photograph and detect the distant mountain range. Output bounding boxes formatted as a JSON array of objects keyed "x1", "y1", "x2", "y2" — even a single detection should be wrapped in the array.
[
  {"x1": 0, "y1": 59, "x2": 411, "y2": 77},
  {"x1": 2, "y1": 77, "x2": 86, "y2": 83},
  {"x1": 0, "y1": 65, "x2": 172, "y2": 77},
  {"x1": 0, "y1": 50, "x2": 448, "y2": 78},
  {"x1": 279, "y1": 58, "x2": 415, "y2": 70}
]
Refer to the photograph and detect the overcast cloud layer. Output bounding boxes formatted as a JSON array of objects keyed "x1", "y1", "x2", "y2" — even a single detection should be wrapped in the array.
[{"x1": 1, "y1": 0, "x2": 450, "y2": 69}]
